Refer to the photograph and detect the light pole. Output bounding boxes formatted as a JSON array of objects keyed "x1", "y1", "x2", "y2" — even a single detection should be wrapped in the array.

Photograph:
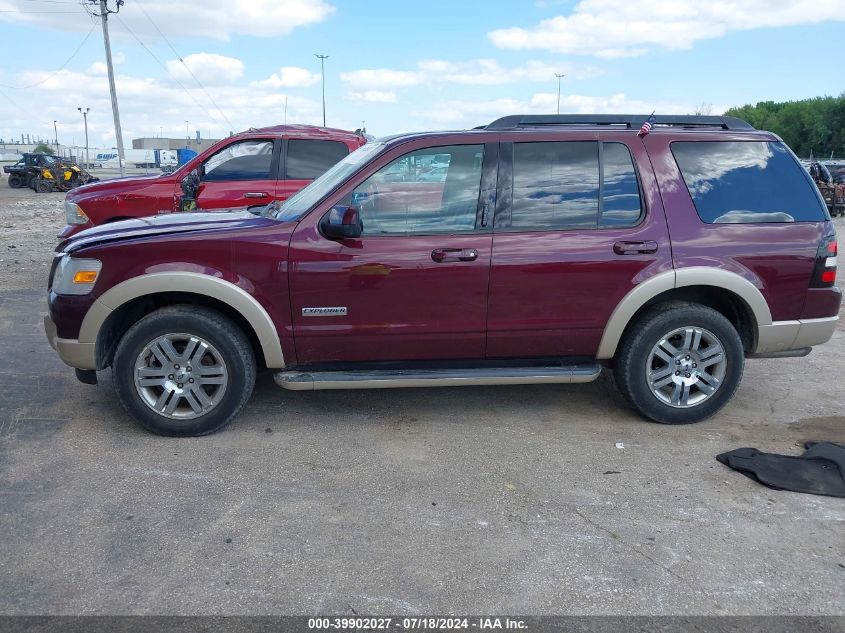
[
  {"x1": 315, "y1": 53, "x2": 329, "y2": 127},
  {"x1": 555, "y1": 73, "x2": 565, "y2": 115},
  {"x1": 78, "y1": 107, "x2": 90, "y2": 168},
  {"x1": 88, "y1": 0, "x2": 125, "y2": 175},
  {"x1": 53, "y1": 120, "x2": 58, "y2": 155},
  {"x1": 185, "y1": 120, "x2": 189, "y2": 145}
]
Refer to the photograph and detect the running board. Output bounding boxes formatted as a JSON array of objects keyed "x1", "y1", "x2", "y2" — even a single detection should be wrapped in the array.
[{"x1": 274, "y1": 364, "x2": 602, "y2": 391}]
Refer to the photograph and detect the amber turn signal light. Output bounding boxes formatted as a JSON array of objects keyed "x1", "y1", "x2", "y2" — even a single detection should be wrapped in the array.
[{"x1": 73, "y1": 270, "x2": 99, "y2": 284}]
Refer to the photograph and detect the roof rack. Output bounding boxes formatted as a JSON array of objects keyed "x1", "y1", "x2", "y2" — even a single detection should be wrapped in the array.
[{"x1": 486, "y1": 114, "x2": 754, "y2": 131}]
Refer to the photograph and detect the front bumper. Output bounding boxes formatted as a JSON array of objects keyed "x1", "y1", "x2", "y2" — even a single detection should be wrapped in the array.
[{"x1": 44, "y1": 314, "x2": 96, "y2": 370}]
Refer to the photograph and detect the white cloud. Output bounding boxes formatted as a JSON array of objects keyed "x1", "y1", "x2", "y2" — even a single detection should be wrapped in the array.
[
  {"x1": 339, "y1": 68, "x2": 424, "y2": 88},
  {"x1": 423, "y1": 58, "x2": 602, "y2": 84},
  {"x1": 412, "y1": 92, "x2": 706, "y2": 129},
  {"x1": 88, "y1": 62, "x2": 108, "y2": 75},
  {"x1": 345, "y1": 90, "x2": 397, "y2": 103},
  {"x1": 488, "y1": 0, "x2": 845, "y2": 58},
  {"x1": 165, "y1": 53, "x2": 244, "y2": 85},
  {"x1": 1, "y1": 63, "x2": 326, "y2": 147},
  {"x1": 341, "y1": 59, "x2": 601, "y2": 94},
  {"x1": 252, "y1": 66, "x2": 321, "y2": 89},
  {"x1": 0, "y1": 0, "x2": 335, "y2": 40}
]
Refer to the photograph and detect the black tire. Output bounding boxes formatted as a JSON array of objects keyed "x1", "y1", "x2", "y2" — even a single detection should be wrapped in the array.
[
  {"x1": 113, "y1": 306, "x2": 256, "y2": 437},
  {"x1": 34, "y1": 178, "x2": 52, "y2": 193},
  {"x1": 7, "y1": 173, "x2": 23, "y2": 188},
  {"x1": 613, "y1": 303, "x2": 744, "y2": 424}
]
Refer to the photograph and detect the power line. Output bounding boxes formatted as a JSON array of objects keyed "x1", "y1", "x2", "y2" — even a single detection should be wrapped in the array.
[
  {"x1": 133, "y1": 0, "x2": 234, "y2": 130},
  {"x1": 114, "y1": 14, "x2": 228, "y2": 132},
  {"x1": 0, "y1": 24, "x2": 96, "y2": 89}
]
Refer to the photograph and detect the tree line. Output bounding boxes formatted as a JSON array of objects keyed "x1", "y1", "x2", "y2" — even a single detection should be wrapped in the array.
[{"x1": 725, "y1": 95, "x2": 845, "y2": 159}]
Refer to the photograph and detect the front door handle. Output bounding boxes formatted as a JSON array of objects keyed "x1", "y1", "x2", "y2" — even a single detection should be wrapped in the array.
[
  {"x1": 244, "y1": 192, "x2": 269, "y2": 198},
  {"x1": 613, "y1": 240, "x2": 658, "y2": 255},
  {"x1": 431, "y1": 248, "x2": 479, "y2": 263}
]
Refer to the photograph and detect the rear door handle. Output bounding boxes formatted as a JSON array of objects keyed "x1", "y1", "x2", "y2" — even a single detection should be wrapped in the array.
[
  {"x1": 244, "y1": 192, "x2": 269, "y2": 198},
  {"x1": 613, "y1": 240, "x2": 658, "y2": 255},
  {"x1": 431, "y1": 248, "x2": 479, "y2": 263}
]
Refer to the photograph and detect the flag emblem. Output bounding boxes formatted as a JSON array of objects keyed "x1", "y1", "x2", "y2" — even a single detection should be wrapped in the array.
[{"x1": 638, "y1": 112, "x2": 656, "y2": 137}]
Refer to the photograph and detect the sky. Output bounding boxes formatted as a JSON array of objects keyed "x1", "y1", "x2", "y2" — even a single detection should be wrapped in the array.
[{"x1": 0, "y1": 0, "x2": 843, "y2": 149}]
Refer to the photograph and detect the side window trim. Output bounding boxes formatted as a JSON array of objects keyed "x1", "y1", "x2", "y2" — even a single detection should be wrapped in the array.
[
  {"x1": 597, "y1": 140, "x2": 605, "y2": 226},
  {"x1": 271, "y1": 138, "x2": 282, "y2": 181},
  {"x1": 493, "y1": 141, "x2": 514, "y2": 230},
  {"x1": 476, "y1": 141, "x2": 499, "y2": 233},
  {"x1": 277, "y1": 138, "x2": 288, "y2": 182}
]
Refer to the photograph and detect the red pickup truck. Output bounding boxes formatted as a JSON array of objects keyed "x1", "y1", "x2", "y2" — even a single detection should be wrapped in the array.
[{"x1": 60, "y1": 124, "x2": 367, "y2": 238}]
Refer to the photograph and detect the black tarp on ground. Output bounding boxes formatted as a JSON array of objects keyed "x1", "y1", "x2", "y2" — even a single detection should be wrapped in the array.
[{"x1": 717, "y1": 442, "x2": 845, "y2": 498}]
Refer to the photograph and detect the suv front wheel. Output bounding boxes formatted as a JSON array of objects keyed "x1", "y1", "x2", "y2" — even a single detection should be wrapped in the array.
[
  {"x1": 614, "y1": 304, "x2": 744, "y2": 424},
  {"x1": 113, "y1": 306, "x2": 256, "y2": 436}
]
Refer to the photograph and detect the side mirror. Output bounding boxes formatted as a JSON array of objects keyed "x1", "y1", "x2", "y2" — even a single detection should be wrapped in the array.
[
  {"x1": 320, "y1": 205, "x2": 363, "y2": 240},
  {"x1": 180, "y1": 169, "x2": 199, "y2": 195}
]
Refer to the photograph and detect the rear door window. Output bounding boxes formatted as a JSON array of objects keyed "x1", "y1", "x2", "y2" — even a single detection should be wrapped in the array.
[
  {"x1": 506, "y1": 141, "x2": 642, "y2": 230},
  {"x1": 510, "y1": 141, "x2": 600, "y2": 230},
  {"x1": 671, "y1": 141, "x2": 828, "y2": 223},
  {"x1": 286, "y1": 139, "x2": 350, "y2": 180}
]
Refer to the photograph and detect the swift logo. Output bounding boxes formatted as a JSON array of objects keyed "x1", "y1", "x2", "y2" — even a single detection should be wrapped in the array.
[{"x1": 302, "y1": 307, "x2": 348, "y2": 317}]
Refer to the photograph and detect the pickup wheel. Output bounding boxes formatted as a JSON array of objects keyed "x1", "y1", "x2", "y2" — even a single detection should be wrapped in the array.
[
  {"x1": 613, "y1": 304, "x2": 744, "y2": 424},
  {"x1": 112, "y1": 306, "x2": 256, "y2": 436}
]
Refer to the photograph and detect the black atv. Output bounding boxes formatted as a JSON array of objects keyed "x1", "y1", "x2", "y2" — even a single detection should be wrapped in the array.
[{"x1": 4, "y1": 153, "x2": 57, "y2": 189}]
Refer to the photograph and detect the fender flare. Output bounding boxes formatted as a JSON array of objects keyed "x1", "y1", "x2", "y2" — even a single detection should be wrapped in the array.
[
  {"x1": 79, "y1": 272, "x2": 285, "y2": 368},
  {"x1": 595, "y1": 267, "x2": 772, "y2": 359}
]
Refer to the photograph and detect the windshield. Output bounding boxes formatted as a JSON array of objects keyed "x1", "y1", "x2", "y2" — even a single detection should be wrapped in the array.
[
  {"x1": 275, "y1": 141, "x2": 384, "y2": 221},
  {"x1": 826, "y1": 165, "x2": 845, "y2": 182}
]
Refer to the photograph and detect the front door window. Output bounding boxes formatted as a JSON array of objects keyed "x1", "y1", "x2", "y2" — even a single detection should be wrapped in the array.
[{"x1": 350, "y1": 144, "x2": 484, "y2": 235}]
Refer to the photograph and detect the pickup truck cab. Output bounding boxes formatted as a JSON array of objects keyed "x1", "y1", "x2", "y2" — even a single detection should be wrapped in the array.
[
  {"x1": 45, "y1": 114, "x2": 840, "y2": 436},
  {"x1": 60, "y1": 124, "x2": 367, "y2": 238}
]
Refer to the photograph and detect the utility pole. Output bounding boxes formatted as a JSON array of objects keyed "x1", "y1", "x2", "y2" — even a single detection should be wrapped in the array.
[
  {"x1": 78, "y1": 107, "x2": 90, "y2": 168},
  {"x1": 315, "y1": 53, "x2": 329, "y2": 127},
  {"x1": 89, "y1": 0, "x2": 126, "y2": 175},
  {"x1": 53, "y1": 120, "x2": 58, "y2": 154},
  {"x1": 555, "y1": 73, "x2": 565, "y2": 115}
]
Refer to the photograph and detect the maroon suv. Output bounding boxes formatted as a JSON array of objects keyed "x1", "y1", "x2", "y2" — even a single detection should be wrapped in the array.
[
  {"x1": 60, "y1": 124, "x2": 367, "y2": 239},
  {"x1": 44, "y1": 114, "x2": 841, "y2": 436}
]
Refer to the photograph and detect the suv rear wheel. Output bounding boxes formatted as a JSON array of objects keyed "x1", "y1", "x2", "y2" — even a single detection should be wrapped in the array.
[
  {"x1": 614, "y1": 303, "x2": 744, "y2": 424},
  {"x1": 113, "y1": 306, "x2": 256, "y2": 436}
]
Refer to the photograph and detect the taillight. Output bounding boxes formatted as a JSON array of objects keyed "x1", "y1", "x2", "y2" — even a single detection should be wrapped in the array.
[{"x1": 811, "y1": 234, "x2": 837, "y2": 288}]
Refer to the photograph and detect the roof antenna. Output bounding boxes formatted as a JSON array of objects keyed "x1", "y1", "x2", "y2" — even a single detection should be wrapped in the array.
[{"x1": 284, "y1": 96, "x2": 288, "y2": 127}]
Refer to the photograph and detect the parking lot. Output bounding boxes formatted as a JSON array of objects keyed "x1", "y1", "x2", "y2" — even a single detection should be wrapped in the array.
[{"x1": 0, "y1": 181, "x2": 843, "y2": 615}]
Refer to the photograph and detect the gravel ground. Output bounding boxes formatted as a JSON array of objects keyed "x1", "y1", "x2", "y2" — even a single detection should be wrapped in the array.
[{"x1": 0, "y1": 177, "x2": 843, "y2": 616}]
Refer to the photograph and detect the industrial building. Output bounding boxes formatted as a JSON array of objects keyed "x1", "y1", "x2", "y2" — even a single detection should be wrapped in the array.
[{"x1": 132, "y1": 136, "x2": 222, "y2": 151}]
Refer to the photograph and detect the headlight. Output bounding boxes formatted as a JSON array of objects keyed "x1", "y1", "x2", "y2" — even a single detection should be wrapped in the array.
[
  {"x1": 52, "y1": 256, "x2": 102, "y2": 295},
  {"x1": 65, "y1": 200, "x2": 89, "y2": 225}
]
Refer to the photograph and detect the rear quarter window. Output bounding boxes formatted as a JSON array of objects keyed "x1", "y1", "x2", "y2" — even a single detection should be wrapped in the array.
[{"x1": 671, "y1": 141, "x2": 828, "y2": 223}]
